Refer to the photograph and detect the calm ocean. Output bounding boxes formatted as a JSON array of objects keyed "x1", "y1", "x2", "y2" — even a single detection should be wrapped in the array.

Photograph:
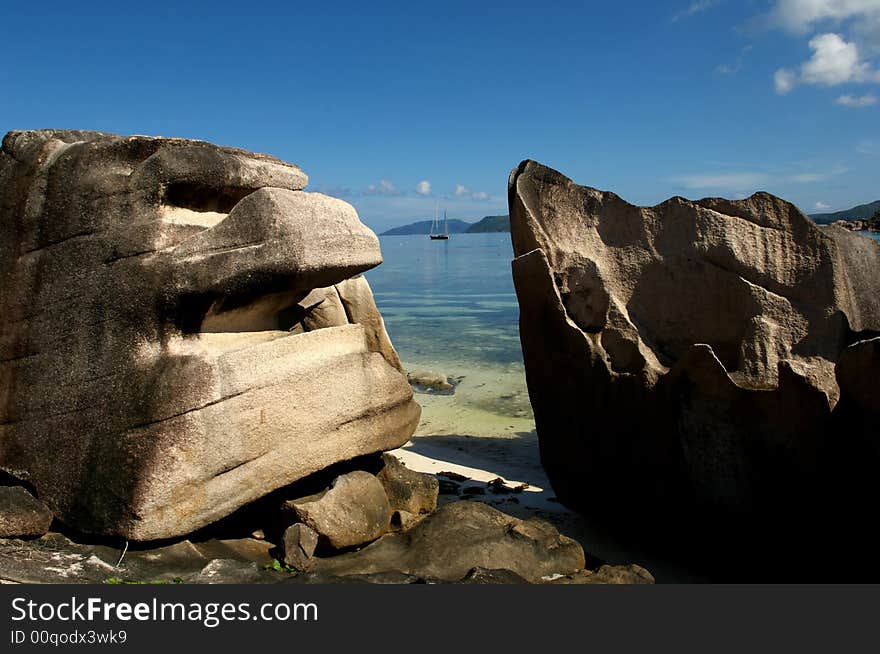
[
  {"x1": 366, "y1": 232, "x2": 533, "y2": 424},
  {"x1": 366, "y1": 233, "x2": 522, "y2": 371}
]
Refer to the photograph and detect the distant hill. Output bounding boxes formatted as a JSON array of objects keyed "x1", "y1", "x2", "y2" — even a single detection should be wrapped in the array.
[
  {"x1": 810, "y1": 200, "x2": 880, "y2": 224},
  {"x1": 465, "y1": 214, "x2": 510, "y2": 233},
  {"x1": 380, "y1": 219, "x2": 472, "y2": 236}
]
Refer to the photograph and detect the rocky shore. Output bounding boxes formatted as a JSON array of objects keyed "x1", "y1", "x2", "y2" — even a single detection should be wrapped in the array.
[
  {"x1": 0, "y1": 452, "x2": 651, "y2": 585},
  {"x1": 0, "y1": 131, "x2": 652, "y2": 585},
  {"x1": 829, "y1": 219, "x2": 879, "y2": 232},
  {"x1": 4, "y1": 131, "x2": 876, "y2": 583}
]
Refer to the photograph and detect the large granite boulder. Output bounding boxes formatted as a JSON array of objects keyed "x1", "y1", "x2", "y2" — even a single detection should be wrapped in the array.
[
  {"x1": 508, "y1": 160, "x2": 880, "y2": 556},
  {"x1": 0, "y1": 130, "x2": 420, "y2": 541}
]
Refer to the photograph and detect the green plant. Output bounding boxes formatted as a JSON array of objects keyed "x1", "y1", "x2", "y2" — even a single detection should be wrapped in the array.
[{"x1": 263, "y1": 559, "x2": 298, "y2": 575}]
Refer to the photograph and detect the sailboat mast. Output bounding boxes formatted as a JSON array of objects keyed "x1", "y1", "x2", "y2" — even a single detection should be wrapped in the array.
[{"x1": 428, "y1": 202, "x2": 450, "y2": 239}]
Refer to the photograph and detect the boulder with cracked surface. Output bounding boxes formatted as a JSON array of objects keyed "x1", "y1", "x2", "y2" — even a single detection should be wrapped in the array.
[
  {"x1": 508, "y1": 160, "x2": 880, "y2": 539},
  {"x1": 0, "y1": 130, "x2": 419, "y2": 541}
]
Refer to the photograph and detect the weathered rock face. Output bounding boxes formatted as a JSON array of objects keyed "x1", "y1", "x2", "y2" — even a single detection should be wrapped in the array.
[
  {"x1": 285, "y1": 471, "x2": 393, "y2": 550},
  {"x1": 508, "y1": 160, "x2": 880, "y2": 540},
  {"x1": 280, "y1": 523, "x2": 319, "y2": 571},
  {"x1": 376, "y1": 453, "x2": 439, "y2": 517},
  {"x1": 0, "y1": 130, "x2": 420, "y2": 541},
  {"x1": 0, "y1": 486, "x2": 53, "y2": 537}
]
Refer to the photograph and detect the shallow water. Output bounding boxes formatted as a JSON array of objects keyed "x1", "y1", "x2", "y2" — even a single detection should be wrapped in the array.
[
  {"x1": 367, "y1": 233, "x2": 521, "y2": 367},
  {"x1": 366, "y1": 233, "x2": 533, "y2": 423},
  {"x1": 859, "y1": 230, "x2": 880, "y2": 242}
]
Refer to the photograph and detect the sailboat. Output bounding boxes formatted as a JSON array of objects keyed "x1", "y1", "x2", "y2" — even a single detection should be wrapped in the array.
[{"x1": 429, "y1": 204, "x2": 450, "y2": 240}]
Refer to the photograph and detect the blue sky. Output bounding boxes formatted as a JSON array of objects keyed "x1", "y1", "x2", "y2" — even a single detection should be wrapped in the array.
[{"x1": 2, "y1": 0, "x2": 878, "y2": 232}]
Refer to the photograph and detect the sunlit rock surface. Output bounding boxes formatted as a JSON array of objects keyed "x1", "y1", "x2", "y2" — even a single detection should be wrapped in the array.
[
  {"x1": 508, "y1": 160, "x2": 880, "y2": 560},
  {"x1": 0, "y1": 130, "x2": 420, "y2": 540}
]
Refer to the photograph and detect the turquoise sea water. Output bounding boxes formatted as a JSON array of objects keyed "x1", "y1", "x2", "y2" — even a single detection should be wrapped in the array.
[
  {"x1": 860, "y1": 231, "x2": 880, "y2": 242},
  {"x1": 365, "y1": 233, "x2": 522, "y2": 370}
]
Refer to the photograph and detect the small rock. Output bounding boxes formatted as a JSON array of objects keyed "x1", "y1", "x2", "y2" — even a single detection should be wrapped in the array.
[
  {"x1": 285, "y1": 471, "x2": 392, "y2": 550},
  {"x1": 376, "y1": 453, "x2": 439, "y2": 515},
  {"x1": 280, "y1": 523, "x2": 319, "y2": 571},
  {"x1": 407, "y1": 369, "x2": 454, "y2": 393},
  {"x1": 0, "y1": 486, "x2": 53, "y2": 538},
  {"x1": 487, "y1": 477, "x2": 512, "y2": 494}
]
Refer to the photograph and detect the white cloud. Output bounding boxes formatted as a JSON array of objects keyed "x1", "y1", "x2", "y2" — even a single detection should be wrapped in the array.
[
  {"x1": 853, "y1": 11, "x2": 880, "y2": 53},
  {"x1": 672, "y1": 0, "x2": 721, "y2": 21},
  {"x1": 415, "y1": 180, "x2": 432, "y2": 196},
  {"x1": 770, "y1": 0, "x2": 880, "y2": 34},
  {"x1": 774, "y1": 32, "x2": 880, "y2": 93},
  {"x1": 835, "y1": 92, "x2": 878, "y2": 105},
  {"x1": 803, "y1": 33, "x2": 874, "y2": 83},
  {"x1": 775, "y1": 68, "x2": 798, "y2": 93},
  {"x1": 453, "y1": 184, "x2": 491, "y2": 201},
  {"x1": 365, "y1": 179, "x2": 400, "y2": 196},
  {"x1": 815, "y1": 201, "x2": 832, "y2": 209},
  {"x1": 761, "y1": 2, "x2": 880, "y2": 94}
]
